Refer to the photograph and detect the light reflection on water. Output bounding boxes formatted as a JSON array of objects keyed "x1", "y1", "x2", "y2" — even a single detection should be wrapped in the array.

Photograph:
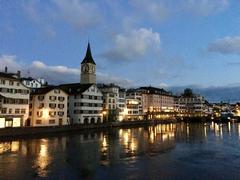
[{"x1": 1, "y1": 122, "x2": 240, "y2": 179}]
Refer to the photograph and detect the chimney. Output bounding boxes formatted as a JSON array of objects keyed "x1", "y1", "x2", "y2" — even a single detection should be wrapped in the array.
[
  {"x1": 4, "y1": 66, "x2": 7, "y2": 73},
  {"x1": 17, "y1": 70, "x2": 21, "y2": 78}
]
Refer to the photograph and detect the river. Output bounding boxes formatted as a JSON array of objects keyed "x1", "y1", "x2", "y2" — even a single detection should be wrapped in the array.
[{"x1": 0, "y1": 122, "x2": 240, "y2": 179}]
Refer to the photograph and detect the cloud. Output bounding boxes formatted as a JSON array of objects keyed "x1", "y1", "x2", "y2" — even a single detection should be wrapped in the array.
[
  {"x1": 0, "y1": 55, "x2": 22, "y2": 72},
  {"x1": 183, "y1": 0, "x2": 229, "y2": 16},
  {"x1": 97, "y1": 72, "x2": 134, "y2": 88},
  {"x1": 130, "y1": 0, "x2": 169, "y2": 22},
  {"x1": 208, "y1": 36, "x2": 240, "y2": 55},
  {"x1": 52, "y1": 0, "x2": 102, "y2": 30},
  {"x1": 102, "y1": 28, "x2": 161, "y2": 61},
  {"x1": 0, "y1": 54, "x2": 133, "y2": 87}
]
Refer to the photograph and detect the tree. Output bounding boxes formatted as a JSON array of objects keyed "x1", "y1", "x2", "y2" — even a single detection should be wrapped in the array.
[{"x1": 183, "y1": 88, "x2": 193, "y2": 97}]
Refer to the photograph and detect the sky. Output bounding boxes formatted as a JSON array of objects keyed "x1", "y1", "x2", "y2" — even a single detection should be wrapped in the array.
[{"x1": 1, "y1": 0, "x2": 240, "y2": 101}]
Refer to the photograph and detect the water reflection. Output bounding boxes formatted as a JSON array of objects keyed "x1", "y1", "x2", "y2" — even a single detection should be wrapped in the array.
[
  {"x1": 33, "y1": 139, "x2": 52, "y2": 177},
  {"x1": 1, "y1": 122, "x2": 240, "y2": 179}
]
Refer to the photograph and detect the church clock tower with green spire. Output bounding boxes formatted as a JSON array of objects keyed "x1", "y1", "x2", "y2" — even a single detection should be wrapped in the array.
[{"x1": 80, "y1": 43, "x2": 96, "y2": 84}]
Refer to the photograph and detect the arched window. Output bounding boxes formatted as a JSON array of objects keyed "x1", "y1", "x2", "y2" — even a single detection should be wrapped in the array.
[
  {"x1": 97, "y1": 117, "x2": 101, "y2": 124},
  {"x1": 91, "y1": 117, "x2": 95, "y2": 124},
  {"x1": 84, "y1": 118, "x2": 89, "y2": 125}
]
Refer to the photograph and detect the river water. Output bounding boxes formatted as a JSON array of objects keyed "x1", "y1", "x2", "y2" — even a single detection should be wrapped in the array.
[{"x1": 0, "y1": 122, "x2": 240, "y2": 179}]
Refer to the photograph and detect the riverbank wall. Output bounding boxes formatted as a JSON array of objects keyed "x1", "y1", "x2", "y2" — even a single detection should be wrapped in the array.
[{"x1": 0, "y1": 119, "x2": 178, "y2": 138}]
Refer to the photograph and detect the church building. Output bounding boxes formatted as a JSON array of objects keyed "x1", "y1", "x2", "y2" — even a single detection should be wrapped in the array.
[{"x1": 60, "y1": 43, "x2": 103, "y2": 125}]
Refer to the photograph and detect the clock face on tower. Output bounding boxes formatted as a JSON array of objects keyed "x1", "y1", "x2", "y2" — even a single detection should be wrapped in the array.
[{"x1": 82, "y1": 64, "x2": 89, "y2": 73}]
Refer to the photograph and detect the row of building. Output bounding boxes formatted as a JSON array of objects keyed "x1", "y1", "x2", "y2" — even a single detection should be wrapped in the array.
[{"x1": 0, "y1": 43, "x2": 208, "y2": 128}]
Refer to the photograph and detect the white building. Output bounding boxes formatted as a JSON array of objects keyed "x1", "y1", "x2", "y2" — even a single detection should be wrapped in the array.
[
  {"x1": 0, "y1": 69, "x2": 30, "y2": 128},
  {"x1": 98, "y1": 84, "x2": 120, "y2": 122},
  {"x1": 118, "y1": 89, "x2": 126, "y2": 121},
  {"x1": 29, "y1": 86, "x2": 69, "y2": 127},
  {"x1": 21, "y1": 77, "x2": 47, "y2": 89},
  {"x1": 126, "y1": 89, "x2": 143, "y2": 114},
  {"x1": 125, "y1": 99, "x2": 141, "y2": 121},
  {"x1": 60, "y1": 83, "x2": 103, "y2": 124}
]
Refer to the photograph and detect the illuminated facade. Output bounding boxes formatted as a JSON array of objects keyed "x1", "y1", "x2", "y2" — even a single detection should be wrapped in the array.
[
  {"x1": 176, "y1": 94, "x2": 206, "y2": 117},
  {"x1": 98, "y1": 84, "x2": 126, "y2": 122},
  {"x1": 127, "y1": 86, "x2": 175, "y2": 119},
  {"x1": 29, "y1": 86, "x2": 69, "y2": 126},
  {"x1": 125, "y1": 99, "x2": 142, "y2": 121},
  {"x1": 126, "y1": 89, "x2": 143, "y2": 114},
  {"x1": 0, "y1": 68, "x2": 30, "y2": 128}
]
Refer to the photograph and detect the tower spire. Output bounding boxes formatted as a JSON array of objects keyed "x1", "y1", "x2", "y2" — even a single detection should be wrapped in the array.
[{"x1": 81, "y1": 42, "x2": 96, "y2": 64}]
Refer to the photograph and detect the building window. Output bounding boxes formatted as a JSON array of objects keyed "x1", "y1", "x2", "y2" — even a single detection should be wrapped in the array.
[
  {"x1": 58, "y1": 96, "x2": 65, "y2": 102},
  {"x1": 49, "y1": 103, "x2": 56, "y2": 109},
  {"x1": 54, "y1": 89, "x2": 60, "y2": 94},
  {"x1": 49, "y1": 111, "x2": 56, "y2": 117},
  {"x1": 90, "y1": 118, "x2": 95, "y2": 124},
  {"x1": 15, "y1": 109, "x2": 20, "y2": 114},
  {"x1": 9, "y1": 108, "x2": 12, "y2": 114},
  {"x1": 49, "y1": 96, "x2": 57, "y2": 101},
  {"x1": 37, "y1": 111, "x2": 43, "y2": 117},
  {"x1": 38, "y1": 95, "x2": 44, "y2": 101},
  {"x1": 49, "y1": 119, "x2": 55, "y2": 124},
  {"x1": 89, "y1": 96, "x2": 92, "y2": 99},
  {"x1": 58, "y1": 104, "x2": 64, "y2": 109},
  {"x1": 9, "y1": 81, "x2": 14, "y2": 85},
  {"x1": 58, "y1": 111, "x2": 64, "y2": 116},
  {"x1": 1, "y1": 108, "x2": 7, "y2": 114},
  {"x1": 36, "y1": 120, "x2": 42, "y2": 124},
  {"x1": 0, "y1": 79, "x2": 5, "y2": 85},
  {"x1": 21, "y1": 109, "x2": 26, "y2": 114},
  {"x1": 39, "y1": 103, "x2": 44, "y2": 109}
]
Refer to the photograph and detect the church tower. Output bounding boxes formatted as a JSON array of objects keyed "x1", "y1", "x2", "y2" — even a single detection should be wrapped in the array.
[{"x1": 80, "y1": 43, "x2": 96, "y2": 84}]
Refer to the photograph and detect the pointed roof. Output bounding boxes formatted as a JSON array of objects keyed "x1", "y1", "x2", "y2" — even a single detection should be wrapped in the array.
[{"x1": 81, "y1": 42, "x2": 96, "y2": 65}]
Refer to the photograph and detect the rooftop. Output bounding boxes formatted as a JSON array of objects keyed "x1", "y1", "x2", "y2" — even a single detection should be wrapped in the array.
[
  {"x1": 59, "y1": 83, "x2": 94, "y2": 95},
  {"x1": 81, "y1": 42, "x2": 96, "y2": 65}
]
